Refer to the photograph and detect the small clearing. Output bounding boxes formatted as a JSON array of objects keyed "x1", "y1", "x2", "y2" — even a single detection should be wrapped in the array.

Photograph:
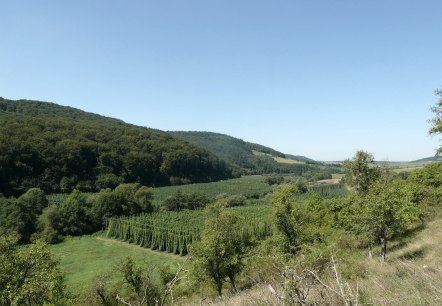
[{"x1": 273, "y1": 156, "x2": 305, "y2": 164}]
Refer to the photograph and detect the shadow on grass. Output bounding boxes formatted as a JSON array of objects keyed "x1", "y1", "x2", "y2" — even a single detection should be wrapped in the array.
[
  {"x1": 401, "y1": 223, "x2": 426, "y2": 239},
  {"x1": 388, "y1": 240, "x2": 408, "y2": 253},
  {"x1": 388, "y1": 223, "x2": 427, "y2": 254},
  {"x1": 398, "y1": 246, "x2": 428, "y2": 260}
]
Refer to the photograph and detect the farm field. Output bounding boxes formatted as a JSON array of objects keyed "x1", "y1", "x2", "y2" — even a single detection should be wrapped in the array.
[
  {"x1": 47, "y1": 174, "x2": 348, "y2": 208},
  {"x1": 151, "y1": 175, "x2": 272, "y2": 206},
  {"x1": 50, "y1": 235, "x2": 182, "y2": 296},
  {"x1": 106, "y1": 203, "x2": 273, "y2": 255},
  {"x1": 47, "y1": 175, "x2": 272, "y2": 207}
]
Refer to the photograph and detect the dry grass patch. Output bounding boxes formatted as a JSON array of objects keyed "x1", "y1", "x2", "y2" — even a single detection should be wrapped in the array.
[{"x1": 273, "y1": 156, "x2": 305, "y2": 164}]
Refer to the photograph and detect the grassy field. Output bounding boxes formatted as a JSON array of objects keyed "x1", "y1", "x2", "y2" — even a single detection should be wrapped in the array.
[{"x1": 50, "y1": 235, "x2": 182, "y2": 296}]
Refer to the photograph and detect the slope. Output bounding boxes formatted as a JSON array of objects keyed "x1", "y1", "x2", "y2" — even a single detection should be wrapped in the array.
[
  {"x1": 0, "y1": 98, "x2": 232, "y2": 196},
  {"x1": 169, "y1": 131, "x2": 332, "y2": 177}
]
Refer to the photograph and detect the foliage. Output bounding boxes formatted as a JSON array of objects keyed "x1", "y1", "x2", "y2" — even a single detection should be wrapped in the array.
[
  {"x1": 163, "y1": 190, "x2": 211, "y2": 211},
  {"x1": 265, "y1": 174, "x2": 285, "y2": 186},
  {"x1": 352, "y1": 180, "x2": 421, "y2": 262},
  {"x1": 223, "y1": 194, "x2": 247, "y2": 207},
  {"x1": 0, "y1": 233, "x2": 66, "y2": 305},
  {"x1": 0, "y1": 98, "x2": 232, "y2": 197},
  {"x1": 408, "y1": 162, "x2": 442, "y2": 188},
  {"x1": 116, "y1": 256, "x2": 170, "y2": 306},
  {"x1": 343, "y1": 150, "x2": 381, "y2": 194},
  {"x1": 429, "y1": 88, "x2": 442, "y2": 154},
  {"x1": 169, "y1": 131, "x2": 339, "y2": 177},
  {"x1": 190, "y1": 205, "x2": 245, "y2": 295},
  {"x1": 60, "y1": 190, "x2": 94, "y2": 236},
  {"x1": 37, "y1": 205, "x2": 64, "y2": 244},
  {"x1": 271, "y1": 184, "x2": 332, "y2": 255},
  {"x1": 0, "y1": 188, "x2": 47, "y2": 243}
]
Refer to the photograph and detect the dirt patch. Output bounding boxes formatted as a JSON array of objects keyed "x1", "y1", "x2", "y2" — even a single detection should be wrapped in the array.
[{"x1": 316, "y1": 178, "x2": 342, "y2": 184}]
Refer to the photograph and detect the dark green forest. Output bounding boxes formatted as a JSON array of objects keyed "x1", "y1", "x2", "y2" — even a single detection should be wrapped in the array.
[
  {"x1": 0, "y1": 98, "x2": 232, "y2": 197},
  {"x1": 169, "y1": 131, "x2": 334, "y2": 177}
]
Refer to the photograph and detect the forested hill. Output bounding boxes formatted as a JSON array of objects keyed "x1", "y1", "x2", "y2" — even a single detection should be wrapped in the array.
[
  {"x1": 0, "y1": 98, "x2": 232, "y2": 197},
  {"x1": 169, "y1": 131, "x2": 325, "y2": 176}
]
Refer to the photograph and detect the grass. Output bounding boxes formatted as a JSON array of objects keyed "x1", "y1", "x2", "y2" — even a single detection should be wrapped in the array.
[
  {"x1": 392, "y1": 166, "x2": 424, "y2": 173},
  {"x1": 332, "y1": 173, "x2": 345, "y2": 179},
  {"x1": 357, "y1": 215, "x2": 442, "y2": 305},
  {"x1": 50, "y1": 234, "x2": 182, "y2": 296},
  {"x1": 272, "y1": 156, "x2": 305, "y2": 164}
]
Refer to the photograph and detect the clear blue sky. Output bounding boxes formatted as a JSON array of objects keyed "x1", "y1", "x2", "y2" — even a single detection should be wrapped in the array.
[{"x1": 1, "y1": 1, "x2": 441, "y2": 161}]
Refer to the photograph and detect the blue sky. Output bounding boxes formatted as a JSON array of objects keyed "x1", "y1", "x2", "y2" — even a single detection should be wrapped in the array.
[{"x1": 1, "y1": 1, "x2": 441, "y2": 161}]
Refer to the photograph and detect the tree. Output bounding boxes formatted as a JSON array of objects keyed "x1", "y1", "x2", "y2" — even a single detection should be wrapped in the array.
[
  {"x1": 362, "y1": 180, "x2": 421, "y2": 262},
  {"x1": 37, "y1": 205, "x2": 64, "y2": 244},
  {"x1": 429, "y1": 88, "x2": 442, "y2": 154},
  {"x1": 134, "y1": 186, "x2": 154, "y2": 213},
  {"x1": 60, "y1": 190, "x2": 93, "y2": 235},
  {"x1": 115, "y1": 256, "x2": 182, "y2": 306},
  {"x1": 190, "y1": 204, "x2": 245, "y2": 295},
  {"x1": 163, "y1": 190, "x2": 211, "y2": 211},
  {"x1": 271, "y1": 184, "x2": 325, "y2": 255},
  {"x1": 265, "y1": 174, "x2": 284, "y2": 186},
  {"x1": 0, "y1": 188, "x2": 48, "y2": 243},
  {"x1": 343, "y1": 150, "x2": 381, "y2": 194},
  {"x1": 0, "y1": 233, "x2": 65, "y2": 305}
]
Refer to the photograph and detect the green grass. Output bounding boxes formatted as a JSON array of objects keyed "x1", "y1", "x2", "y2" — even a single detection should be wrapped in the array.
[{"x1": 50, "y1": 235, "x2": 182, "y2": 296}]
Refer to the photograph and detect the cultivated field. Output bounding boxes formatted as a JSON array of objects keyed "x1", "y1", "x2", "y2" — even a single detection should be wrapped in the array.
[{"x1": 106, "y1": 203, "x2": 273, "y2": 255}]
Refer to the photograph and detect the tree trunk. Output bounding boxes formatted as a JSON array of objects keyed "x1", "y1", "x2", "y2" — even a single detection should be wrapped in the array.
[
  {"x1": 228, "y1": 275, "x2": 237, "y2": 293},
  {"x1": 380, "y1": 237, "x2": 387, "y2": 263},
  {"x1": 216, "y1": 281, "x2": 223, "y2": 296},
  {"x1": 368, "y1": 243, "x2": 373, "y2": 259}
]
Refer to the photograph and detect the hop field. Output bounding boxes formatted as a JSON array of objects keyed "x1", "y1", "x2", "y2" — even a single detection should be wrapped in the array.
[
  {"x1": 151, "y1": 175, "x2": 272, "y2": 205},
  {"x1": 106, "y1": 204, "x2": 273, "y2": 255}
]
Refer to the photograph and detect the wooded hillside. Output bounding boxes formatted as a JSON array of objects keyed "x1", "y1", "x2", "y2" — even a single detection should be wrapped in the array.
[{"x1": 0, "y1": 98, "x2": 232, "y2": 196}]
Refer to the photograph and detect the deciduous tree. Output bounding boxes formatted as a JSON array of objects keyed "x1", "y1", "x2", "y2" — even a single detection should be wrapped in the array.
[
  {"x1": 343, "y1": 150, "x2": 380, "y2": 194},
  {"x1": 362, "y1": 180, "x2": 420, "y2": 262},
  {"x1": 190, "y1": 205, "x2": 244, "y2": 295},
  {"x1": 0, "y1": 233, "x2": 66, "y2": 305},
  {"x1": 429, "y1": 88, "x2": 442, "y2": 154}
]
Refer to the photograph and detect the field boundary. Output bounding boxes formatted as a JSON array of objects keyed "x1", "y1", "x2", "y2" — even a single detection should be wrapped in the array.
[{"x1": 95, "y1": 236, "x2": 185, "y2": 261}]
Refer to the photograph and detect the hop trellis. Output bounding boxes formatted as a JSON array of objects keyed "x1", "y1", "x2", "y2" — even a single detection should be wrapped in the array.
[{"x1": 106, "y1": 205, "x2": 272, "y2": 255}]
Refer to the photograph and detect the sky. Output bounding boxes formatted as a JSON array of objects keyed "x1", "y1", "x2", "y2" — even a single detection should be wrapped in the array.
[{"x1": 1, "y1": 1, "x2": 441, "y2": 161}]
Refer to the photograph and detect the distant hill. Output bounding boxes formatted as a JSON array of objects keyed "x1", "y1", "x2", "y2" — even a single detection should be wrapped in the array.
[
  {"x1": 0, "y1": 98, "x2": 232, "y2": 196},
  {"x1": 411, "y1": 156, "x2": 442, "y2": 163},
  {"x1": 169, "y1": 131, "x2": 335, "y2": 177}
]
